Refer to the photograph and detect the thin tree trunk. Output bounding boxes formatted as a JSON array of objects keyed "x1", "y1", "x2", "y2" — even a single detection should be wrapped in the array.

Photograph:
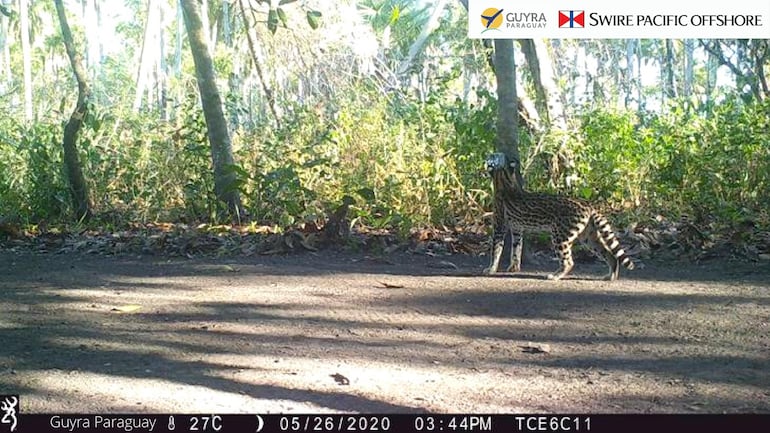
[
  {"x1": 519, "y1": 39, "x2": 569, "y2": 130},
  {"x1": 175, "y1": 0, "x2": 183, "y2": 77},
  {"x1": 701, "y1": 40, "x2": 762, "y2": 102},
  {"x1": 518, "y1": 40, "x2": 546, "y2": 117},
  {"x1": 95, "y1": 0, "x2": 104, "y2": 68},
  {"x1": 157, "y1": 3, "x2": 167, "y2": 114},
  {"x1": 83, "y1": 0, "x2": 100, "y2": 72},
  {"x1": 54, "y1": 0, "x2": 93, "y2": 221},
  {"x1": 180, "y1": 0, "x2": 243, "y2": 219},
  {"x1": 625, "y1": 39, "x2": 635, "y2": 108},
  {"x1": 636, "y1": 41, "x2": 643, "y2": 109},
  {"x1": 757, "y1": 59, "x2": 769, "y2": 101},
  {"x1": 238, "y1": 0, "x2": 280, "y2": 128},
  {"x1": 683, "y1": 39, "x2": 694, "y2": 97},
  {"x1": 20, "y1": 0, "x2": 32, "y2": 121},
  {"x1": 752, "y1": 40, "x2": 768, "y2": 100},
  {"x1": 705, "y1": 42, "x2": 716, "y2": 103},
  {"x1": 663, "y1": 39, "x2": 676, "y2": 99},
  {"x1": 518, "y1": 39, "x2": 572, "y2": 186},
  {"x1": 0, "y1": 9, "x2": 10, "y2": 91},
  {"x1": 222, "y1": 1, "x2": 231, "y2": 47},
  {"x1": 209, "y1": 7, "x2": 218, "y2": 51},
  {"x1": 133, "y1": 0, "x2": 159, "y2": 111},
  {"x1": 200, "y1": 0, "x2": 212, "y2": 53}
]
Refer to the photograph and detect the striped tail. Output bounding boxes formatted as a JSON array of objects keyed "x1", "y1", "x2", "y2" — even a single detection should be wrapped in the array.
[{"x1": 593, "y1": 212, "x2": 635, "y2": 270}]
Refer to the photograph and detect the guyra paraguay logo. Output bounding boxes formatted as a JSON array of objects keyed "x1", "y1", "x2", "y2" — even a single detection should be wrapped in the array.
[
  {"x1": 480, "y1": 7, "x2": 504, "y2": 33},
  {"x1": 481, "y1": 8, "x2": 547, "y2": 31}
]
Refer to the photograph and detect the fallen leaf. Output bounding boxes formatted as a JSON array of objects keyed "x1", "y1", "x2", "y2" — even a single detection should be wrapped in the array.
[
  {"x1": 111, "y1": 305, "x2": 142, "y2": 313},
  {"x1": 520, "y1": 342, "x2": 551, "y2": 354}
]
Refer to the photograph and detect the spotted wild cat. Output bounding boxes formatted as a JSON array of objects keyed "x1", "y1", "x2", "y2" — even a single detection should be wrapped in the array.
[{"x1": 485, "y1": 152, "x2": 635, "y2": 281}]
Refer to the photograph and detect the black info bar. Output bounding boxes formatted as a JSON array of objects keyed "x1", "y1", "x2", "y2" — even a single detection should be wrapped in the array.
[{"x1": 2, "y1": 414, "x2": 768, "y2": 433}]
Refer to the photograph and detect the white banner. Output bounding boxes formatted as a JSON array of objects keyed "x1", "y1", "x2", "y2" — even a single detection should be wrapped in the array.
[{"x1": 468, "y1": 0, "x2": 770, "y2": 38}]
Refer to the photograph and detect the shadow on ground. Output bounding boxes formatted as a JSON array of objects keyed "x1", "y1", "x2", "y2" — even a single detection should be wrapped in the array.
[{"x1": 1, "y1": 249, "x2": 768, "y2": 413}]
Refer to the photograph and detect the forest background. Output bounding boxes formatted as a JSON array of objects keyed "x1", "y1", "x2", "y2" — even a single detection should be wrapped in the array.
[{"x1": 0, "y1": 0, "x2": 767, "y2": 259}]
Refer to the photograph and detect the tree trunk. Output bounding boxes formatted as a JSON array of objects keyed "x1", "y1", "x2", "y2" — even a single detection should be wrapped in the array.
[
  {"x1": 222, "y1": 0, "x2": 231, "y2": 47},
  {"x1": 457, "y1": 0, "x2": 522, "y2": 271},
  {"x1": 180, "y1": 0, "x2": 243, "y2": 220},
  {"x1": 636, "y1": 40, "x2": 643, "y2": 109},
  {"x1": 200, "y1": 0, "x2": 212, "y2": 52},
  {"x1": 133, "y1": 0, "x2": 159, "y2": 111},
  {"x1": 518, "y1": 39, "x2": 572, "y2": 187},
  {"x1": 83, "y1": 0, "x2": 101, "y2": 73},
  {"x1": 625, "y1": 39, "x2": 635, "y2": 108},
  {"x1": 238, "y1": 0, "x2": 280, "y2": 128},
  {"x1": 519, "y1": 40, "x2": 569, "y2": 130},
  {"x1": 518, "y1": 40, "x2": 546, "y2": 118},
  {"x1": 20, "y1": 0, "x2": 32, "y2": 121},
  {"x1": 493, "y1": 40, "x2": 523, "y2": 186},
  {"x1": 174, "y1": 0, "x2": 183, "y2": 77},
  {"x1": 705, "y1": 43, "x2": 716, "y2": 103},
  {"x1": 701, "y1": 40, "x2": 762, "y2": 103},
  {"x1": 663, "y1": 39, "x2": 676, "y2": 99},
  {"x1": 54, "y1": 0, "x2": 93, "y2": 221},
  {"x1": 493, "y1": 39, "x2": 524, "y2": 273},
  {"x1": 0, "y1": 6, "x2": 10, "y2": 91},
  {"x1": 683, "y1": 39, "x2": 694, "y2": 98},
  {"x1": 157, "y1": 4, "x2": 167, "y2": 115},
  {"x1": 754, "y1": 41, "x2": 769, "y2": 100},
  {"x1": 95, "y1": 0, "x2": 104, "y2": 68}
]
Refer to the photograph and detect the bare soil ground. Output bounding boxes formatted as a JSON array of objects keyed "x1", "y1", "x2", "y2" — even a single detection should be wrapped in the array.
[{"x1": 1, "y1": 249, "x2": 768, "y2": 414}]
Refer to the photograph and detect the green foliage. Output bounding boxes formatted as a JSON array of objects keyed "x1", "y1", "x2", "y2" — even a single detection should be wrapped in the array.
[
  {"x1": 267, "y1": 8, "x2": 279, "y2": 34},
  {"x1": 2, "y1": 81, "x2": 767, "y2": 237},
  {"x1": 71, "y1": 96, "x2": 220, "y2": 223},
  {"x1": 576, "y1": 98, "x2": 770, "y2": 226},
  {"x1": 578, "y1": 108, "x2": 649, "y2": 204},
  {"x1": 444, "y1": 88, "x2": 497, "y2": 189},
  {"x1": 1, "y1": 0, "x2": 767, "y2": 255},
  {"x1": 262, "y1": 1, "x2": 321, "y2": 34},
  {"x1": 232, "y1": 90, "x2": 489, "y2": 232},
  {"x1": 306, "y1": 10, "x2": 322, "y2": 30},
  {"x1": 0, "y1": 119, "x2": 68, "y2": 221}
]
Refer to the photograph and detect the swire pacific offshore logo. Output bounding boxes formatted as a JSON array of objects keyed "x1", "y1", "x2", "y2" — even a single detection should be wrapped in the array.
[
  {"x1": 480, "y1": 7, "x2": 504, "y2": 33},
  {"x1": 559, "y1": 10, "x2": 585, "y2": 28}
]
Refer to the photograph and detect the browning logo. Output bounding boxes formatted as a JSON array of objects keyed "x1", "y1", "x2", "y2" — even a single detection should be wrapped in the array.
[{"x1": 0, "y1": 395, "x2": 18, "y2": 432}]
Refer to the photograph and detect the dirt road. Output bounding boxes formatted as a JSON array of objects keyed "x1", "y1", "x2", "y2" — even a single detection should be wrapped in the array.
[{"x1": 1, "y1": 250, "x2": 768, "y2": 413}]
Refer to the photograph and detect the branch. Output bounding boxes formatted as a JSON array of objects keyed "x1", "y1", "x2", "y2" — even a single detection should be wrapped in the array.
[
  {"x1": 396, "y1": 0, "x2": 448, "y2": 78},
  {"x1": 699, "y1": 40, "x2": 743, "y2": 79},
  {"x1": 238, "y1": 0, "x2": 281, "y2": 128}
]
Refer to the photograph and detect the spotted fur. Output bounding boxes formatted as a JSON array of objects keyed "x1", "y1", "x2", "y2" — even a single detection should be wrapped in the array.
[{"x1": 484, "y1": 153, "x2": 634, "y2": 281}]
